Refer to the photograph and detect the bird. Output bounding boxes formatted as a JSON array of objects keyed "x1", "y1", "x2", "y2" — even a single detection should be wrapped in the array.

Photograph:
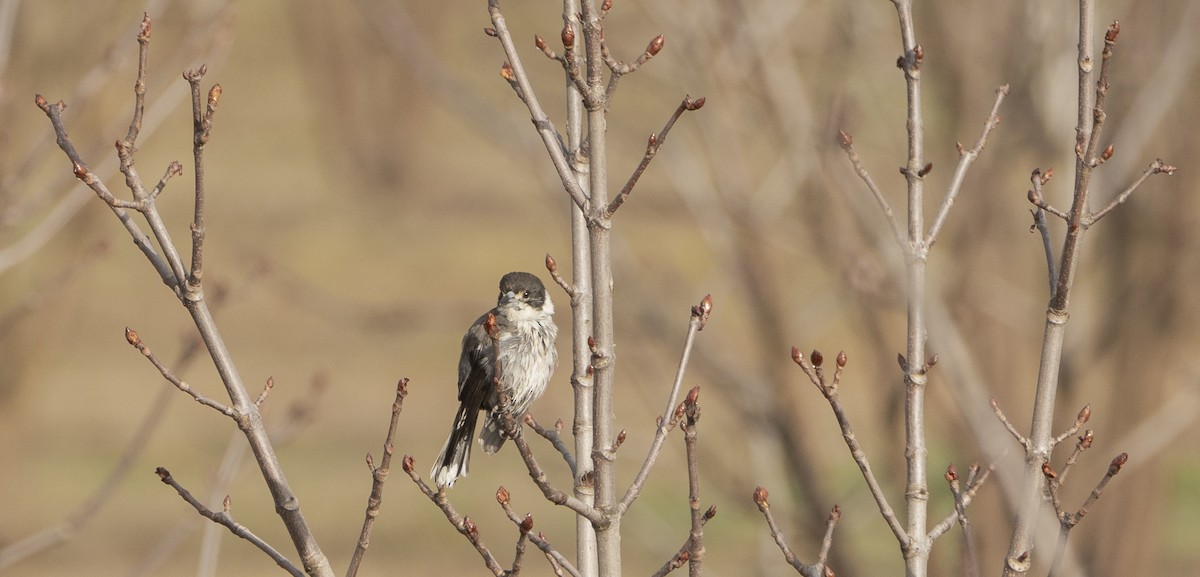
[{"x1": 430, "y1": 271, "x2": 558, "y2": 489}]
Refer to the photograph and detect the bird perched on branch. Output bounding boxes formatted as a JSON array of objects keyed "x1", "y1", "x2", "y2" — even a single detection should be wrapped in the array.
[{"x1": 431, "y1": 272, "x2": 558, "y2": 488}]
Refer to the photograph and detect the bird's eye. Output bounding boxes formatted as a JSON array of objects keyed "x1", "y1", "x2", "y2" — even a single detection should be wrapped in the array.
[{"x1": 523, "y1": 290, "x2": 531, "y2": 299}]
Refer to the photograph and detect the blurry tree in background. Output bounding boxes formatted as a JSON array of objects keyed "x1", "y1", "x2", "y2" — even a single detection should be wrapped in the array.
[{"x1": 1, "y1": 0, "x2": 1199, "y2": 576}]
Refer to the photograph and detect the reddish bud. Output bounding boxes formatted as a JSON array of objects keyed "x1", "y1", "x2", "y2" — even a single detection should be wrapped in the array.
[
  {"x1": 914, "y1": 44, "x2": 924, "y2": 62},
  {"x1": 811, "y1": 350, "x2": 824, "y2": 367},
  {"x1": 705, "y1": 504, "x2": 717, "y2": 519},
  {"x1": 545, "y1": 253, "x2": 557, "y2": 273},
  {"x1": 463, "y1": 516, "x2": 478, "y2": 538},
  {"x1": 1101, "y1": 144, "x2": 1114, "y2": 161},
  {"x1": 500, "y1": 62, "x2": 516, "y2": 82},
  {"x1": 1105, "y1": 20, "x2": 1120, "y2": 43},
  {"x1": 683, "y1": 95, "x2": 706, "y2": 111},
  {"x1": 1080, "y1": 429, "x2": 1094, "y2": 448},
  {"x1": 1041, "y1": 461, "x2": 1057, "y2": 479},
  {"x1": 837, "y1": 129, "x2": 853, "y2": 149},
  {"x1": 1077, "y1": 404, "x2": 1091, "y2": 424},
  {"x1": 918, "y1": 162, "x2": 933, "y2": 177},
  {"x1": 155, "y1": 467, "x2": 170, "y2": 480},
  {"x1": 646, "y1": 34, "x2": 665, "y2": 57},
  {"x1": 365, "y1": 452, "x2": 375, "y2": 470},
  {"x1": 561, "y1": 26, "x2": 575, "y2": 47},
  {"x1": 1109, "y1": 452, "x2": 1128, "y2": 474},
  {"x1": 616, "y1": 429, "x2": 627, "y2": 446},
  {"x1": 125, "y1": 327, "x2": 141, "y2": 346},
  {"x1": 791, "y1": 346, "x2": 804, "y2": 365},
  {"x1": 497, "y1": 486, "x2": 510, "y2": 504},
  {"x1": 535, "y1": 35, "x2": 547, "y2": 51},
  {"x1": 34, "y1": 93, "x2": 47, "y2": 109},
  {"x1": 945, "y1": 463, "x2": 959, "y2": 482},
  {"x1": 686, "y1": 385, "x2": 701, "y2": 405},
  {"x1": 402, "y1": 454, "x2": 415, "y2": 474},
  {"x1": 699, "y1": 293, "x2": 713, "y2": 316},
  {"x1": 955, "y1": 141, "x2": 965, "y2": 155},
  {"x1": 753, "y1": 486, "x2": 769, "y2": 507},
  {"x1": 830, "y1": 504, "x2": 841, "y2": 522},
  {"x1": 555, "y1": 418, "x2": 564, "y2": 432},
  {"x1": 836, "y1": 351, "x2": 847, "y2": 368},
  {"x1": 73, "y1": 162, "x2": 89, "y2": 181},
  {"x1": 1042, "y1": 167, "x2": 1054, "y2": 183},
  {"x1": 647, "y1": 133, "x2": 658, "y2": 148},
  {"x1": 1027, "y1": 189, "x2": 1040, "y2": 204},
  {"x1": 927, "y1": 354, "x2": 938, "y2": 368},
  {"x1": 139, "y1": 13, "x2": 152, "y2": 40},
  {"x1": 601, "y1": 0, "x2": 613, "y2": 12},
  {"x1": 520, "y1": 514, "x2": 534, "y2": 533},
  {"x1": 208, "y1": 84, "x2": 222, "y2": 107},
  {"x1": 897, "y1": 353, "x2": 907, "y2": 370},
  {"x1": 676, "y1": 551, "x2": 690, "y2": 563},
  {"x1": 484, "y1": 27, "x2": 497, "y2": 37},
  {"x1": 222, "y1": 494, "x2": 231, "y2": 512}
]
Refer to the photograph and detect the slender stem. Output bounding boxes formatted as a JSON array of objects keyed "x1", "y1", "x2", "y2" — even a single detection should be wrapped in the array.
[{"x1": 891, "y1": 1, "x2": 931, "y2": 573}]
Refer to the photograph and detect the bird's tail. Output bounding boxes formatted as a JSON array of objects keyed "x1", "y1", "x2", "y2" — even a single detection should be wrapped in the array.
[
  {"x1": 430, "y1": 405, "x2": 477, "y2": 488},
  {"x1": 479, "y1": 410, "x2": 506, "y2": 455}
]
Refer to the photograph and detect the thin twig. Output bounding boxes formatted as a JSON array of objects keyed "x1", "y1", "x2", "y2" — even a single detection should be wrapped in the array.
[
  {"x1": 1047, "y1": 453, "x2": 1128, "y2": 577},
  {"x1": 486, "y1": 0, "x2": 590, "y2": 212},
  {"x1": 926, "y1": 84, "x2": 1009, "y2": 246},
  {"x1": 1029, "y1": 208, "x2": 1057, "y2": 298},
  {"x1": 346, "y1": 378, "x2": 409, "y2": 577},
  {"x1": 928, "y1": 459, "x2": 997, "y2": 541},
  {"x1": 1089, "y1": 158, "x2": 1177, "y2": 223},
  {"x1": 526, "y1": 414, "x2": 578, "y2": 474},
  {"x1": 606, "y1": 96, "x2": 705, "y2": 217},
  {"x1": 497, "y1": 487, "x2": 583, "y2": 577},
  {"x1": 619, "y1": 295, "x2": 711, "y2": 513},
  {"x1": 792, "y1": 348, "x2": 908, "y2": 544},
  {"x1": 154, "y1": 468, "x2": 304, "y2": 577},
  {"x1": 124, "y1": 327, "x2": 236, "y2": 417},
  {"x1": 837, "y1": 129, "x2": 906, "y2": 249},
  {"x1": 33, "y1": 95, "x2": 177, "y2": 287},
  {"x1": 989, "y1": 397, "x2": 1028, "y2": 449},
  {"x1": 402, "y1": 456, "x2": 506, "y2": 576},
  {"x1": 752, "y1": 486, "x2": 837, "y2": 577},
  {"x1": 944, "y1": 465, "x2": 980, "y2": 577}
]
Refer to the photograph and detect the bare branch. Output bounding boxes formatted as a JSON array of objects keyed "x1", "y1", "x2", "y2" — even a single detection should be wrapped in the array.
[
  {"x1": 837, "y1": 129, "x2": 906, "y2": 249},
  {"x1": 989, "y1": 397, "x2": 1028, "y2": 449},
  {"x1": 485, "y1": 0, "x2": 590, "y2": 212},
  {"x1": 497, "y1": 487, "x2": 583, "y2": 577},
  {"x1": 753, "y1": 486, "x2": 837, "y2": 577},
  {"x1": 125, "y1": 327, "x2": 236, "y2": 418},
  {"x1": 32, "y1": 95, "x2": 177, "y2": 287},
  {"x1": 929, "y1": 460, "x2": 997, "y2": 541},
  {"x1": 944, "y1": 465, "x2": 980, "y2": 577},
  {"x1": 793, "y1": 348, "x2": 909, "y2": 545},
  {"x1": 154, "y1": 468, "x2": 304, "y2": 577},
  {"x1": 606, "y1": 95, "x2": 705, "y2": 217},
  {"x1": 527, "y1": 415, "x2": 578, "y2": 474},
  {"x1": 926, "y1": 85, "x2": 1009, "y2": 246},
  {"x1": 619, "y1": 295, "x2": 711, "y2": 513},
  {"x1": 346, "y1": 378, "x2": 409, "y2": 577},
  {"x1": 1089, "y1": 158, "x2": 1177, "y2": 223},
  {"x1": 402, "y1": 456, "x2": 507, "y2": 576}
]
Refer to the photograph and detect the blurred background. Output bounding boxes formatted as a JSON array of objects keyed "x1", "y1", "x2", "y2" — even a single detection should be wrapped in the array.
[{"x1": 1, "y1": 0, "x2": 1197, "y2": 575}]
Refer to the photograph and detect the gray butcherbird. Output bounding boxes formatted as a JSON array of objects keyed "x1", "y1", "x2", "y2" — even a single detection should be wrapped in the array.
[{"x1": 431, "y1": 272, "x2": 558, "y2": 488}]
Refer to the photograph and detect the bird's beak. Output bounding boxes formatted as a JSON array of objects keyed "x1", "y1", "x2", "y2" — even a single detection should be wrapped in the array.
[{"x1": 499, "y1": 291, "x2": 517, "y2": 306}]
